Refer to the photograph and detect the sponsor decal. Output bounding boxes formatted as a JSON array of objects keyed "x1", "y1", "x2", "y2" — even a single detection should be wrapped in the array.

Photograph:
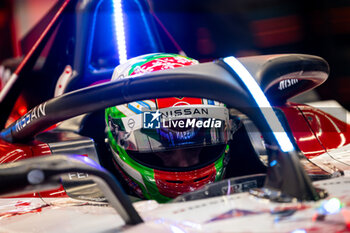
[
  {"x1": 128, "y1": 118, "x2": 135, "y2": 129},
  {"x1": 161, "y1": 107, "x2": 209, "y2": 117},
  {"x1": 278, "y1": 79, "x2": 298, "y2": 90},
  {"x1": 143, "y1": 110, "x2": 161, "y2": 129},
  {"x1": 161, "y1": 118, "x2": 222, "y2": 129},
  {"x1": 143, "y1": 107, "x2": 223, "y2": 129},
  {"x1": 207, "y1": 203, "x2": 311, "y2": 223},
  {"x1": 207, "y1": 209, "x2": 263, "y2": 223},
  {"x1": 15, "y1": 102, "x2": 47, "y2": 132},
  {"x1": 122, "y1": 105, "x2": 228, "y2": 132},
  {"x1": 68, "y1": 172, "x2": 89, "y2": 180}
]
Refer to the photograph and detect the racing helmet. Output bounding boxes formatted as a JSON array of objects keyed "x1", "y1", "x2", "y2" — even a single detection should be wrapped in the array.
[{"x1": 105, "y1": 53, "x2": 231, "y2": 202}]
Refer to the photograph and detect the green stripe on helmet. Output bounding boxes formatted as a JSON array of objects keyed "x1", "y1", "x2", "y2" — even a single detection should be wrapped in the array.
[
  {"x1": 106, "y1": 106, "x2": 126, "y2": 118},
  {"x1": 214, "y1": 145, "x2": 229, "y2": 181}
]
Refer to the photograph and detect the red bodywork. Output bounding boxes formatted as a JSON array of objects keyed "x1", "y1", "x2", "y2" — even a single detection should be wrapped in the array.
[
  {"x1": 0, "y1": 138, "x2": 51, "y2": 164},
  {"x1": 280, "y1": 103, "x2": 350, "y2": 159},
  {"x1": 1, "y1": 102, "x2": 349, "y2": 198},
  {"x1": 298, "y1": 104, "x2": 350, "y2": 152},
  {"x1": 0, "y1": 138, "x2": 68, "y2": 198}
]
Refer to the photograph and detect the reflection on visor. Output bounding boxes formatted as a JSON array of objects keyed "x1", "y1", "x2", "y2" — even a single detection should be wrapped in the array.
[
  {"x1": 115, "y1": 118, "x2": 230, "y2": 153},
  {"x1": 127, "y1": 144, "x2": 227, "y2": 170},
  {"x1": 110, "y1": 105, "x2": 231, "y2": 153},
  {"x1": 157, "y1": 118, "x2": 222, "y2": 147}
]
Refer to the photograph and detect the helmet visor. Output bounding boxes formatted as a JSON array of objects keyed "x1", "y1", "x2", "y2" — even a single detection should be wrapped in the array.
[{"x1": 111, "y1": 105, "x2": 231, "y2": 153}]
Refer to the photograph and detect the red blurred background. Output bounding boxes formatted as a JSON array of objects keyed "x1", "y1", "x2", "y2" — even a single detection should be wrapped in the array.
[{"x1": 0, "y1": 0, "x2": 349, "y2": 109}]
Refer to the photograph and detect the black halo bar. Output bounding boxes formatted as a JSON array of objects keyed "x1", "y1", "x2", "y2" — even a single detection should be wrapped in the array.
[
  {"x1": 0, "y1": 57, "x2": 327, "y2": 201},
  {"x1": 0, "y1": 154, "x2": 143, "y2": 225},
  {"x1": 1, "y1": 61, "x2": 250, "y2": 142}
]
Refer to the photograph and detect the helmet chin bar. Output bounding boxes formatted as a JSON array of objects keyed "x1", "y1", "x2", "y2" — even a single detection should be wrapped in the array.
[{"x1": 1, "y1": 54, "x2": 329, "y2": 201}]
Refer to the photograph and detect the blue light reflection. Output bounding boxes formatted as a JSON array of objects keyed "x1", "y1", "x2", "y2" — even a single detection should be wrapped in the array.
[
  {"x1": 112, "y1": 0, "x2": 127, "y2": 64},
  {"x1": 270, "y1": 160, "x2": 277, "y2": 167},
  {"x1": 223, "y1": 56, "x2": 294, "y2": 152}
]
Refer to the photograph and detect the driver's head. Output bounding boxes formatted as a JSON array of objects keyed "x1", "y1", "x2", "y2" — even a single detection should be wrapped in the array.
[{"x1": 105, "y1": 53, "x2": 231, "y2": 202}]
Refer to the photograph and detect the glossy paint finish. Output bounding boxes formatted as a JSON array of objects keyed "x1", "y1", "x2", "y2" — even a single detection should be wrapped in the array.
[
  {"x1": 0, "y1": 138, "x2": 51, "y2": 164},
  {"x1": 281, "y1": 103, "x2": 350, "y2": 157},
  {"x1": 0, "y1": 139, "x2": 69, "y2": 198},
  {"x1": 1, "y1": 175, "x2": 350, "y2": 233},
  {"x1": 279, "y1": 103, "x2": 350, "y2": 174},
  {"x1": 279, "y1": 104, "x2": 327, "y2": 158},
  {"x1": 297, "y1": 104, "x2": 350, "y2": 152}
]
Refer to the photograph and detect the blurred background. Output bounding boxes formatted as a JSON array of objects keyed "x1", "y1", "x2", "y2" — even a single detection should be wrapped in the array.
[{"x1": 0, "y1": 0, "x2": 349, "y2": 108}]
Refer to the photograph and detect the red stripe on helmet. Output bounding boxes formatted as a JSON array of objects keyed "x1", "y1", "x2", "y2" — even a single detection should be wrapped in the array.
[{"x1": 154, "y1": 163, "x2": 216, "y2": 198}]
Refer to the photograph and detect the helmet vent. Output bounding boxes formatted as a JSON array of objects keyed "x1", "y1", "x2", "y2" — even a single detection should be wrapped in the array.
[
  {"x1": 165, "y1": 180, "x2": 183, "y2": 184},
  {"x1": 194, "y1": 175, "x2": 209, "y2": 182}
]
